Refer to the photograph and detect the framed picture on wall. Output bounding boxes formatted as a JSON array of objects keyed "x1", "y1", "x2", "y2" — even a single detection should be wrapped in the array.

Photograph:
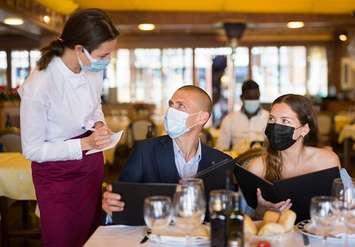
[{"x1": 340, "y1": 57, "x2": 354, "y2": 90}]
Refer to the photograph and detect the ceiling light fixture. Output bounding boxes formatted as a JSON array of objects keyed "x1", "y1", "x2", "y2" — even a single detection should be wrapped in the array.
[
  {"x1": 4, "y1": 17, "x2": 24, "y2": 26},
  {"x1": 138, "y1": 23, "x2": 155, "y2": 31},
  {"x1": 338, "y1": 33, "x2": 348, "y2": 42},
  {"x1": 43, "y1": 15, "x2": 51, "y2": 24},
  {"x1": 287, "y1": 21, "x2": 304, "y2": 29}
]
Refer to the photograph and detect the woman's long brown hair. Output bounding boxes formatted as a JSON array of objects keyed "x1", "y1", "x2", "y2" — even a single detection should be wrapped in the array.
[{"x1": 264, "y1": 94, "x2": 319, "y2": 182}]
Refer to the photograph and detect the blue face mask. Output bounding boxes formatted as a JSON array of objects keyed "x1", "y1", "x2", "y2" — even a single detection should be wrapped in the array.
[
  {"x1": 164, "y1": 107, "x2": 200, "y2": 139},
  {"x1": 79, "y1": 48, "x2": 110, "y2": 72},
  {"x1": 243, "y1": 100, "x2": 260, "y2": 114}
]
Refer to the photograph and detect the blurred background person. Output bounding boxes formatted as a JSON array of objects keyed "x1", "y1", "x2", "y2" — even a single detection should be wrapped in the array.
[{"x1": 216, "y1": 80, "x2": 269, "y2": 153}]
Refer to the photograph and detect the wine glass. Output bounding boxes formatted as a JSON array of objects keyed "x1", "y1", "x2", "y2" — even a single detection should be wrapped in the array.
[
  {"x1": 310, "y1": 196, "x2": 336, "y2": 247},
  {"x1": 331, "y1": 178, "x2": 355, "y2": 245},
  {"x1": 144, "y1": 196, "x2": 172, "y2": 243},
  {"x1": 173, "y1": 178, "x2": 206, "y2": 243}
]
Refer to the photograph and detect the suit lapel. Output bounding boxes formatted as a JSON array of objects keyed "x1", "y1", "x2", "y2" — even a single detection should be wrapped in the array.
[
  {"x1": 155, "y1": 136, "x2": 180, "y2": 183},
  {"x1": 197, "y1": 144, "x2": 212, "y2": 173}
]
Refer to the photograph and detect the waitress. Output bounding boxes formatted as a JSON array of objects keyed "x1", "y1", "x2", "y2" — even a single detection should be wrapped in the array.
[{"x1": 19, "y1": 9, "x2": 119, "y2": 246}]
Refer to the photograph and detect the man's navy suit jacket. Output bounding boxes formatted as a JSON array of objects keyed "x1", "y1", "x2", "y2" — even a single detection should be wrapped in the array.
[{"x1": 119, "y1": 135, "x2": 232, "y2": 183}]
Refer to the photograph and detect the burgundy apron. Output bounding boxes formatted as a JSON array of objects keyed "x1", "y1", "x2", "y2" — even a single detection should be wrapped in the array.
[{"x1": 31, "y1": 132, "x2": 104, "y2": 247}]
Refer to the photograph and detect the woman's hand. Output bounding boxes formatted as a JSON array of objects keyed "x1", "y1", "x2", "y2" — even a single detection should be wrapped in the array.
[
  {"x1": 102, "y1": 185, "x2": 125, "y2": 216},
  {"x1": 80, "y1": 124, "x2": 113, "y2": 150},
  {"x1": 255, "y1": 188, "x2": 292, "y2": 219}
]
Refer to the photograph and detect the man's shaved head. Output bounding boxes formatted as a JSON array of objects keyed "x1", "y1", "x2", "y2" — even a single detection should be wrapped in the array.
[{"x1": 176, "y1": 85, "x2": 212, "y2": 115}]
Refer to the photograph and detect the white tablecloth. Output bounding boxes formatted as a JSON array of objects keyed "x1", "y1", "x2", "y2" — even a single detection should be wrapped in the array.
[{"x1": 85, "y1": 225, "x2": 353, "y2": 247}]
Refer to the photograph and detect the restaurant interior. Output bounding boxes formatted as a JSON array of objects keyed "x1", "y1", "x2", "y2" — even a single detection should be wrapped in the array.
[{"x1": 0, "y1": 0, "x2": 354, "y2": 246}]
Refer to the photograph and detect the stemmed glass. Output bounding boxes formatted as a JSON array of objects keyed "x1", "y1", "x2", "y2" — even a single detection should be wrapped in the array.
[
  {"x1": 173, "y1": 178, "x2": 206, "y2": 243},
  {"x1": 310, "y1": 196, "x2": 336, "y2": 247},
  {"x1": 143, "y1": 196, "x2": 173, "y2": 243},
  {"x1": 331, "y1": 178, "x2": 355, "y2": 246}
]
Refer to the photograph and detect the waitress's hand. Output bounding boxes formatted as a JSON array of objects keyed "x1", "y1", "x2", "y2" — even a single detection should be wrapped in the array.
[
  {"x1": 81, "y1": 125, "x2": 112, "y2": 150},
  {"x1": 255, "y1": 188, "x2": 292, "y2": 219},
  {"x1": 102, "y1": 185, "x2": 125, "y2": 216}
]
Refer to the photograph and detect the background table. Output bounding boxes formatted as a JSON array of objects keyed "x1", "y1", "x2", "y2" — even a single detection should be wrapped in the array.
[
  {"x1": 85, "y1": 225, "x2": 354, "y2": 247},
  {"x1": 0, "y1": 152, "x2": 34, "y2": 200},
  {"x1": 0, "y1": 152, "x2": 37, "y2": 247}
]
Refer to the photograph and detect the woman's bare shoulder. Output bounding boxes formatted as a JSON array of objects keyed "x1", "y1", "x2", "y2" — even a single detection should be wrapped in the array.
[
  {"x1": 306, "y1": 146, "x2": 341, "y2": 169},
  {"x1": 245, "y1": 155, "x2": 266, "y2": 177}
]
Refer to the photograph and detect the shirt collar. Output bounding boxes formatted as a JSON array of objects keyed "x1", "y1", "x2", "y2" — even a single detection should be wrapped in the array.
[
  {"x1": 53, "y1": 57, "x2": 88, "y2": 88},
  {"x1": 172, "y1": 138, "x2": 202, "y2": 163}
]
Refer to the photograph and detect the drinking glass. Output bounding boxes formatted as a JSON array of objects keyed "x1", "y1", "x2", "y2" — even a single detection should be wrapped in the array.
[
  {"x1": 310, "y1": 196, "x2": 336, "y2": 247},
  {"x1": 173, "y1": 178, "x2": 206, "y2": 243},
  {"x1": 144, "y1": 196, "x2": 172, "y2": 243}
]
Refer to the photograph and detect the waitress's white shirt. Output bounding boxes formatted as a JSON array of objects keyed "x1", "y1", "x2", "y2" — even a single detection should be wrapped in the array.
[{"x1": 19, "y1": 57, "x2": 105, "y2": 163}]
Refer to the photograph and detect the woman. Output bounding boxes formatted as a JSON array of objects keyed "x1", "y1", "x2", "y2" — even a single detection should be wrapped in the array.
[
  {"x1": 246, "y1": 94, "x2": 340, "y2": 220},
  {"x1": 19, "y1": 9, "x2": 119, "y2": 246}
]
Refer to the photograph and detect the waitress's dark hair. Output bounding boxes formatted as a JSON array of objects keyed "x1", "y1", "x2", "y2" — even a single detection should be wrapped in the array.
[
  {"x1": 264, "y1": 94, "x2": 319, "y2": 182},
  {"x1": 37, "y1": 8, "x2": 119, "y2": 70}
]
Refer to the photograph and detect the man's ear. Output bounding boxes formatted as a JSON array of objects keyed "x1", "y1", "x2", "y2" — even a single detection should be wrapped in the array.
[{"x1": 199, "y1": 111, "x2": 210, "y2": 125}]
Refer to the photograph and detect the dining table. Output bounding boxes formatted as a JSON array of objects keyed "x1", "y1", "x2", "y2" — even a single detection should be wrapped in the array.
[
  {"x1": 84, "y1": 224, "x2": 354, "y2": 247},
  {"x1": 0, "y1": 152, "x2": 37, "y2": 247}
]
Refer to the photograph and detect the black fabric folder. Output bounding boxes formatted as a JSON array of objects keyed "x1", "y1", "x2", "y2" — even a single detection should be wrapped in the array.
[
  {"x1": 112, "y1": 182, "x2": 177, "y2": 226},
  {"x1": 195, "y1": 158, "x2": 237, "y2": 192},
  {"x1": 234, "y1": 164, "x2": 340, "y2": 222}
]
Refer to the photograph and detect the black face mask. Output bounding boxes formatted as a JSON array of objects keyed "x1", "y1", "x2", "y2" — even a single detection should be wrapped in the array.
[{"x1": 265, "y1": 123, "x2": 296, "y2": 151}]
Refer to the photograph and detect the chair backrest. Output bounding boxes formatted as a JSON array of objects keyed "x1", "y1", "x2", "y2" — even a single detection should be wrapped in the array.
[
  {"x1": 0, "y1": 133, "x2": 21, "y2": 152},
  {"x1": 127, "y1": 119, "x2": 156, "y2": 148},
  {"x1": 317, "y1": 112, "x2": 333, "y2": 136}
]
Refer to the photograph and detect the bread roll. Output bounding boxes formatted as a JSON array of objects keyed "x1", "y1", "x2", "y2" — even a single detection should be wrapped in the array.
[
  {"x1": 278, "y1": 209, "x2": 296, "y2": 232},
  {"x1": 244, "y1": 215, "x2": 257, "y2": 235},
  {"x1": 263, "y1": 211, "x2": 280, "y2": 223},
  {"x1": 257, "y1": 222, "x2": 285, "y2": 236}
]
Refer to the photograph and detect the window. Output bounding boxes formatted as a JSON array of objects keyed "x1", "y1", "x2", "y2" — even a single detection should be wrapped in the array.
[
  {"x1": 307, "y1": 46, "x2": 328, "y2": 97},
  {"x1": 162, "y1": 48, "x2": 193, "y2": 109},
  {"x1": 280, "y1": 46, "x2": 306, "y2": 95},
  {"x1": 105, "y1": 45, "x2": 328, "y2": 114},
  {"x1": 30, "y1": 50, "x2": 41, "y2": 72},
  {"x1": 251, "y1": 46, "x2": 327, "y2": 102},
  {"x1": 251, "y1": 47, "x2": 279, "y2": 102},
  {"x1": 0, "y1": 51, "x2": 7, "y2": 86},
  {"x1": 11, "y1": 50, "x2": 29, "y2": 88}
]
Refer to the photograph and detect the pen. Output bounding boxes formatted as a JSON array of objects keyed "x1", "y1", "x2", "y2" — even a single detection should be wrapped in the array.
[{"x1": 82, "y1": 127, "x2": 96, "y2": 132}]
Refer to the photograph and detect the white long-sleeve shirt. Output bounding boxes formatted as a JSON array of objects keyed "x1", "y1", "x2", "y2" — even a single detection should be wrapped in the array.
[
  {"x1": 216, "y1": 109, "x2": 269, "y2": 152},
  {"x1": 19, "y1": 57, "x2": 105, "y2": 163}
]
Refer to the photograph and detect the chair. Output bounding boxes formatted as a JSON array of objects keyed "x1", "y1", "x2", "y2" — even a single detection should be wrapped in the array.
[
  {"x1": 235, "y1": 147, "x2": 265, "y2": 167},
  {"x1": 316, "y1": 111, "x2": 334, "y2": 146},
  {"x1": 126, "y1": 120, "x2": 156, "y2": 148},
  {"x1": 0, "y1": 133, "x2": 21, "y2": 152}
]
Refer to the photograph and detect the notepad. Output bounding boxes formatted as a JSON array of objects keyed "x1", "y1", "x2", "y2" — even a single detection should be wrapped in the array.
[
  {"x1": 234, "y1": 164, "x2": 340, "y2": 222},
  {"x1": 86, "y1": 130, "x2": 124, "y2": 155}
]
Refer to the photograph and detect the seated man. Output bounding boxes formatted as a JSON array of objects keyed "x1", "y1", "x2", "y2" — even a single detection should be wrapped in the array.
[
  {"x1": 216, "y1": 80, "x2": 269, "y2": 153},
  {"x1": 102, "y1": 85, "x2": 232, "y2": 219}
]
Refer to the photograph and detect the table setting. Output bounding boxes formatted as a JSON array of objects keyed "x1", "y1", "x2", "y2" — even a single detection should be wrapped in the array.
[{"x1": 86, "y1": 174, "x2": 355, "y2": 247}]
